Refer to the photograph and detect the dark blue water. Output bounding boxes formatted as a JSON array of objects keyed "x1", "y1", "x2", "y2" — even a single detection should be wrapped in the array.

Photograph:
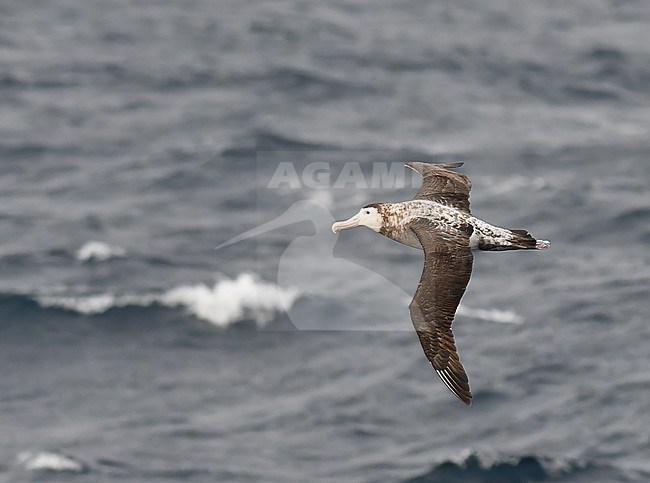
[{"x1": 1, "y1": 1, "x2": 649, "y2": 481}]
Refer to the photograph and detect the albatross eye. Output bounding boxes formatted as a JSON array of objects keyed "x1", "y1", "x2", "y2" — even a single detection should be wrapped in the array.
[{"x1": 365, "y1": 210, "x2": 370, "y2": 214}]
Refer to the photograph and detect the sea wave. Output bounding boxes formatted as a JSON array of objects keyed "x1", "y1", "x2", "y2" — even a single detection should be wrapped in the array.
[
  {"x1": 76, "y1": 240, "x2": 126, "y2": 262},
  {"x1": 35, "y1": 272, "x2": 300, "y2": 328},
  {"x1": 16, "y1": 451, "x2": 86, "y2": 473},
  {"x1": 457, "y1": 306, "x2": 524, "y2": 325},
  {"x1": 31, "y1": 286, "x2": 520, "y2": 329},
  {"x1": 36, "y1": 293, "x2": 156, "y2": 315},
  {"x1": 403, "y1": 449, "x2": 637, "y2": 483},
  {"x1": 160, "y1": 273, "x2": 299, "y2": 327}
]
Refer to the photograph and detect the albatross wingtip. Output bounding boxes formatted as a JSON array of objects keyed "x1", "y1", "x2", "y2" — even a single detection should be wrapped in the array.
[{"x1": 405, "y1": 161, "x2": 464, "y2": 170}]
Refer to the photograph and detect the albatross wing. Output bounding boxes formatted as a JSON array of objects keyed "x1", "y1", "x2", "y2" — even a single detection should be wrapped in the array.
[
  {"x1": 408, "y1": 219, "x2": 474, "y2": 405},
  {"x1": 406, "y1": 162, "x2": 472, "y2": 214}
]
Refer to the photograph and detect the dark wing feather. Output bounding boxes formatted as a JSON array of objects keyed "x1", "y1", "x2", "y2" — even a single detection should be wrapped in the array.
[
  {"x1": 406, "y1": 162, "x2": 472, "y2": 214},
  {"x1": 408, "y1": 219, "x2": 474, "y2": 405}
]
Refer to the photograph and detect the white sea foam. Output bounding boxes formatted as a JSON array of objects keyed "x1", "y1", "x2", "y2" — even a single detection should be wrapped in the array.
[
  {"x1": 76, "y1": 240, "x2": 126, "y2": 262},
  {"x1": 37, "y1": 293, "x2": 159, "y2": 315},
  {"x1": 442, "y1": 448, "x2": 578, "y2": 477},
  {"x1": 161, "y1": 273, "x2": 300, "y2": 327},
  {"x1": 17, "y1": 451, "x2": 85, "y2": 473},
  {"x1": 38, "y1": 294, "x2": 117, "y2": 314},
  {"x1": 35, "y1": 276, "x2": 517, "y2": 328},
  {"x1": 36, "y1": 273, "x2": 300, "y2": 328},
  {"x1": 457, "y1": 305, "x2": 524, "y2": 324}
]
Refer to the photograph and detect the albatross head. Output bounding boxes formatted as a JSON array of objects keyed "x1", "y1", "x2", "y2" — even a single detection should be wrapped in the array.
[{"x1": 332, "y1": 204, "x2": 383, "y2": 233}]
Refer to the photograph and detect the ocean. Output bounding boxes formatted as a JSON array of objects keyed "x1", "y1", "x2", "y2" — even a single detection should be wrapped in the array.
[{"x1": 1, "y1": 0, "x2": 649, "y2": 481}]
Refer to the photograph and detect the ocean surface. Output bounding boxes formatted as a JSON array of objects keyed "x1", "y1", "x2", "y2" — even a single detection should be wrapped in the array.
[{"x1": 1, "y1": 0, "x2": 649, "y2": 481}]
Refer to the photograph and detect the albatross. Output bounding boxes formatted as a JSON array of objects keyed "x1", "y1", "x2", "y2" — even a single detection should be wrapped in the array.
[{"x1": 331, "y1": 162, "x2": 550, "y2": 406}]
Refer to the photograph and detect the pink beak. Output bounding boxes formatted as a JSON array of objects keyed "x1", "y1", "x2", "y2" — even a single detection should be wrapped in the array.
[{"x1": 332, "y1": 214, "x2": 360, "y2": 233}]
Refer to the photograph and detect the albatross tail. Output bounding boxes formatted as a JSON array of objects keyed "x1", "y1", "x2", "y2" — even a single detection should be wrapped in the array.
[
  {"x1": 510, "y1": 229, "x2": 539, "y2": 249},
  {"x1": 509, "y1": 229, "x2": 551, "y2": 250},
  {"x1": 480, "y1": 229, "x2": 550, "y2": 251}
]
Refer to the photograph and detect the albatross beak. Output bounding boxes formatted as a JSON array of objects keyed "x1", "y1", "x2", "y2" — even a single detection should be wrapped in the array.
[{"x1": 332, "y1": 214, "x2": 360, "y2": 233}]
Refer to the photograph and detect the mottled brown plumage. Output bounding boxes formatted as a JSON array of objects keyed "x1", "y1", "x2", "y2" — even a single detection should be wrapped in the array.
[
  {"x1": 407, "y1": 161, "x2": 472, "y2": 213},
  {"x1": 404, "y1": 163, "x2": 475, "y2": 404},
  {"x1": 409, "y1": 218, "x2": 474, "y2": 405},
  {"x1": 332, "y1": 162, "x2": 550, "y2": 406}
]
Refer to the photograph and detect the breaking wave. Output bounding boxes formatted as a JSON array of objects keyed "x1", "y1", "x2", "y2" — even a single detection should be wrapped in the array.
[
  {"x1": 36, "y1": 272, "x2": 300, "y2": 328},
  {"x1": 403, "y1": 449, "x2": 639, "y2": 483},
  {"x1": 76, "y1": 240, "x2": 126, "y2": 262},
  {"x1": 31, "y1": 282, "x2": 520, "y2": 329},
  {"x1": 160, "y1": 273, "x2": 299, "y2": 327},
  {"x1": 16, "y1": 451, "x2": 86, "y2": 473}
]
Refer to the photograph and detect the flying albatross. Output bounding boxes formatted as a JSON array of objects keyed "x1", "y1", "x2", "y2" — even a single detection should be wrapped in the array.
[{"x1": 332, "y1": 162, "x2": 550, "y2": 406}]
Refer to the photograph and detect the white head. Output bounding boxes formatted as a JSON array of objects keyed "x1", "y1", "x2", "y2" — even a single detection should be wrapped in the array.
[{"x1": 332, "y1": 205, "x2": 383, "y2": 233}]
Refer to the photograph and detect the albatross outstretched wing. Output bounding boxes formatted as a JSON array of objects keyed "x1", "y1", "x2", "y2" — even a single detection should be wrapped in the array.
[
  {"x1": 406, "y1": 162, "x2": 472, "y2": 214},
  {"x1": 409, "y1": 219, "x2": 474, "y2": 405}
]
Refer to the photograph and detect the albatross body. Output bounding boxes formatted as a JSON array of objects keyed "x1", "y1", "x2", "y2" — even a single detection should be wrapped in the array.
[{"x1": 332, "y1": 162, "x2": 550, "y2": 406}]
